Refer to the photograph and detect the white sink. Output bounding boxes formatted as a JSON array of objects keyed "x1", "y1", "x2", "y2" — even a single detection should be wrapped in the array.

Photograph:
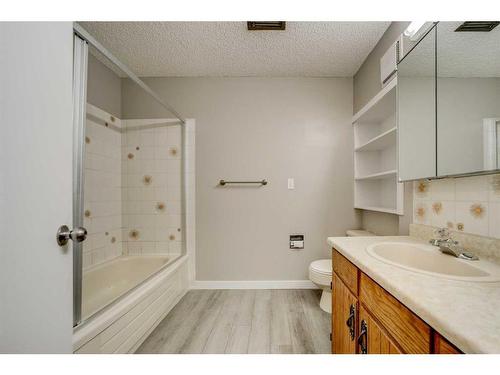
[{"x1": 366, "y1": 242, "x2": 500, "y2": 282}]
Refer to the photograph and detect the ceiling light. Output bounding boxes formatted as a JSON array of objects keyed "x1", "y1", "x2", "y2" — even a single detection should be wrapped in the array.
[{"x1": 403, "y1": 21, "x2": 428, "y2": 41}]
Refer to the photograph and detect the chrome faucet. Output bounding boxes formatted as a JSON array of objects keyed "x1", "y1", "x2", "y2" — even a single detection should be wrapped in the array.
[{"x1": 429, "y1": 228, "x2": 479, "y2": 261}]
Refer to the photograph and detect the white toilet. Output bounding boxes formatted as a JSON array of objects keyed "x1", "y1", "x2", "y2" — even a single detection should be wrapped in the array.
[{"x1": 309, "y1": 229, "x2": 375, "y2": 313}]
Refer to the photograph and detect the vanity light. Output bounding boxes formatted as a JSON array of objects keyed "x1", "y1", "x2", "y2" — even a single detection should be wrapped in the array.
[{"x1": 404, "y1": 21, "x2": 428, "y2": 41}]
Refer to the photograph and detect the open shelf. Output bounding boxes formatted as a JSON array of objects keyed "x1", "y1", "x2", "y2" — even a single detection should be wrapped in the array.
[
  {"x1": 354, "y1": 205, "x2": 398, "y2": 215},
  {"x1": 352, "y1": 76, "x2": 403, "y2": 216},
  {"x1": 355, "y1": 127, "x2": 397, "y2": 152},
  {"x1": 355, "y1": 169, "x2": 397, "y2": 181},
  {"x1": 352, "y1": 78, "x2": 397, "y2": 125}
]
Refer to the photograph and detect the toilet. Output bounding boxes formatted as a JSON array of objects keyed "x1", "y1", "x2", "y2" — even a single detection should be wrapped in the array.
[{"x1": 309, "y1": 229, "x2": 375, "y2": 313}]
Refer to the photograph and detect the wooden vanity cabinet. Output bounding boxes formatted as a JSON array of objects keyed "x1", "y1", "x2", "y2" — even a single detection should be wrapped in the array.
[
  {"x1": 332, "y1": 273, "x2": 358, "y2": 354},
  {"x1": 358, "y1": 305, "x2": 402, "y2": 354},
  {"x1": 331, "y1": 249, "x2": 463, "y2": 354}
]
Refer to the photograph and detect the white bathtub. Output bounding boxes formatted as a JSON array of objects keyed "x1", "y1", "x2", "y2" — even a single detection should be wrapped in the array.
[{"x1": 73, "y1": 254, "x2": 189, "y2": 353}]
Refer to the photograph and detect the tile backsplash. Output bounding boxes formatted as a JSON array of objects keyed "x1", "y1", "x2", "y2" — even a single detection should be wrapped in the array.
[{"x1": 413, "y1": 174, "x2": 500, "y2": 239}]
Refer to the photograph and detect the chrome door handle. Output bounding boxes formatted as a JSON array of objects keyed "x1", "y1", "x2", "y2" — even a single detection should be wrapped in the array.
[{"x1": 57, "y1": 225, "x2": 88, "y2": 246}]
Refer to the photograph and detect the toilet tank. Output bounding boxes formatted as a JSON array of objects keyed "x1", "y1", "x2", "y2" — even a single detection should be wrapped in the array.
[{"x1": 346, "y1": 229, "x2": 376, "y2": 237}]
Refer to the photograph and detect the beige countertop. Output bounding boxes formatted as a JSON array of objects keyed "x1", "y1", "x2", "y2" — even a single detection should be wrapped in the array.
[{"x1": 328, "y1": 235, "x2": 500, "y2": 354}]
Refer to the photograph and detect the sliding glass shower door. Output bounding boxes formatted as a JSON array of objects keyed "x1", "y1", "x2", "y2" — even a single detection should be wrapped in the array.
[{"x1": 72, "y1": 26, "x2": 187, "y2": 326}]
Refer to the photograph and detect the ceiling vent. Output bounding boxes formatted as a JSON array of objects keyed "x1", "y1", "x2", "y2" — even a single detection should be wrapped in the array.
[
  {"x1": 455, "y1": 21, "x2": 500, "y2": 32},
  {"x1": 247, "y1": 21, "x2": 286, "y2": 31}
]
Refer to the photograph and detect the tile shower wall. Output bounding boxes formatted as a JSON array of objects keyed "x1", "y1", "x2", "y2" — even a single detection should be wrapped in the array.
[
  {"x1": 413, "y1": 174, "x2": 500, "y2": 238},
  {"x1": 121, "y1": 119, "x2": 183, "y2": 256},
  {"x1": 83, "y1": 104, "x2": 123, "y2": 269}
]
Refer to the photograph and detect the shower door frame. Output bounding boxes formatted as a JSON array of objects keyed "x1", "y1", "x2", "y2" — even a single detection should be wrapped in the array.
[
  {"x1": 72, "y1": 34, "x2": 88, "y2": 326},
  {"x1": 72, "y1": 23, "x2": 188, "y2": 327}
]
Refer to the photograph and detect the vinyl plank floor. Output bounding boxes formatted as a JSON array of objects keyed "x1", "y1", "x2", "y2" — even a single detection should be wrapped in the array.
[{"x1": 136, "y1": 289, "x2": 330, "y2": 354}]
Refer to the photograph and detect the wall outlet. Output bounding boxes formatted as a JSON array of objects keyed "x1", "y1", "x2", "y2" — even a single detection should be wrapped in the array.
[{"x1": 288, "y1": 178, "x2": 295, "y2": 189}]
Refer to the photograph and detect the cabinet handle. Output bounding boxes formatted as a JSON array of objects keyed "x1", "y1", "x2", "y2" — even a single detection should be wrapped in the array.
[
  {"x1": 345, "y1": 304, "x2": 356, "y2": 341},
  {"x1": 358, "y1": 320, "x2": 368, "y2": 354}
]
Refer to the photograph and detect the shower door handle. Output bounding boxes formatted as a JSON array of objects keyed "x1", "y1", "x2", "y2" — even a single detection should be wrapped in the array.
[{"x1": 56, "y1": 225, "x2": 88, "y2": 247}]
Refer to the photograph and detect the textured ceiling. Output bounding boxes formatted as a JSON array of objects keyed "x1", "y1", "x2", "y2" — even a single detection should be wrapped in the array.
[
  {"x1": 438, "y1": 21, "x2": 500, "y2": 77},
  {"x1": 400, "y1": 22, "x2": 500, "y2": 77},
  {"x1": 79, "y1": 21, "x2": 390, "y2": 77}
]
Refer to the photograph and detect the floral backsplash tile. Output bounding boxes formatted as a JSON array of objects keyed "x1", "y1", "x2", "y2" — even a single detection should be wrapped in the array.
[{"x1": 413, "y1": 174, "x2": 500, "y2": 239}]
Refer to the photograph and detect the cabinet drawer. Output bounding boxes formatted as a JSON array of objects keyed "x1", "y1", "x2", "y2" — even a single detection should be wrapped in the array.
[
  {"x1": 359, "y1": 272, "x2": 431, "y2": 354},
  {"x1": 333, "y1": 250, "x2": 358, "y2": 295}
]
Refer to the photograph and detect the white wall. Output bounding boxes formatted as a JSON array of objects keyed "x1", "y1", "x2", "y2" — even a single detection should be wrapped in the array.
[
  {"x1": 87, "y1": 54, "x2": 122, "y2": 118},
  {"x1": 121, "y1": 77, "x2": 360, "y2": 281},
  {"x1": 0, "y1": 22, "x2": 74, "y2": 353}
]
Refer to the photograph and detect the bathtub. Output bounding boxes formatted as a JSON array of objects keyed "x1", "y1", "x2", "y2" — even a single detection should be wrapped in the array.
[{"x1": 73, "y1": 254, "x2": 189, "y2": 353}]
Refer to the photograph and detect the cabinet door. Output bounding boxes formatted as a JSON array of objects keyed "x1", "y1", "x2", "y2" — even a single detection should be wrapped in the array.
[
  {"x1": 332, "y1": 273, "x2": 358, "y2": 354},
  {"x1": 358, "y1": 305, "x2": 402, "y2": 354},
  {"x1": 433, "y1": 332, "x2": 462, "y2": 354}
]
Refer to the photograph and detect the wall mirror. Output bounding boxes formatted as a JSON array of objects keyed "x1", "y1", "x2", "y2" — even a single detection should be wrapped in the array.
[
  {"x1": 436, "y1": 21, "x2": 500, "y2": 176},
  {"x1": 397, "y1": 24, "x2": 437, "y2": 181}
]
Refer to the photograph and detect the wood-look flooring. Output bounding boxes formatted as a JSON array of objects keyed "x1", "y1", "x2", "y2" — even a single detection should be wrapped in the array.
[{"x1": 136, "y1": 289, "x2": 331, "y2": 354}]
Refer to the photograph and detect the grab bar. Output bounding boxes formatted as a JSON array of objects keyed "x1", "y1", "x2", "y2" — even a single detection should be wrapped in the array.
[{"x1": 219, "y1": 179, "x2": 268, "y2": 186}]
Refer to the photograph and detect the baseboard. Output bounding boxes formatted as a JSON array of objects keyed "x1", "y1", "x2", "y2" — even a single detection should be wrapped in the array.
[{"x1": 190, "y1": 280, "x2": 317, "y2": 290}]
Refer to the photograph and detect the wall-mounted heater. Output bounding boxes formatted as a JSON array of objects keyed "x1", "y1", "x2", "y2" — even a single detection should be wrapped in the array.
[{"x1": 380, "y1": 40, "x2": 399, "y2": 87}]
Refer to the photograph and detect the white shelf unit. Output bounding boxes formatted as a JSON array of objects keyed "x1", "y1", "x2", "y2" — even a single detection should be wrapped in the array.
[{"x1": 353, "y1": 78, "x2": 404, "y2": 215}]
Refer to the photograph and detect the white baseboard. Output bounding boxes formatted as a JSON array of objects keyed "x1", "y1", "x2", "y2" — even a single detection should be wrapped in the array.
[{"x1": 190, "y1": 280, "x2": 317, "y2": 290}]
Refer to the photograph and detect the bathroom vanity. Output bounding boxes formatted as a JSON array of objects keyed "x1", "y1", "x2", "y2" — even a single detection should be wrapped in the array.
[{"x1": 329, "y1": 233, "x2": 500, "y2": 354}]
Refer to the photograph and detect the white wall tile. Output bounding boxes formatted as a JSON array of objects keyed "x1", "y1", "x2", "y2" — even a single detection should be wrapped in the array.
[{"x1": 455, "y1": 175, "x2": 489, "y2": 201}]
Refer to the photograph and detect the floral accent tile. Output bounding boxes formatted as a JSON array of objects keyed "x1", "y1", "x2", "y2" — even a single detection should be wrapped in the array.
[
  {"x1": 415, "y1": 181, "x2": 429, "y2": 197},
  {"x1": 455, "y1": 201, "x2": 488, "y2": 237},
  {"x1": 469, "y1": 203, "x2": 486, "y2": 218},
  {"x1": 430, "y1": 201, "x2": 455, "y2": 229},
  {"x1": 432, "y1": 202, "x2": 442, "y2": 214},
  {"x1": 129, "y1": 229, "x2": 140, "y2": 240},
  {"x1": 413, "y1": 174, "x2": 500, "y2": 239},
  {"x1": 414, "y1": 202, "x2": 429, "y2": 225},
  {"x1": 156, "y1": 201, "x2": 166, "y2": 212}
]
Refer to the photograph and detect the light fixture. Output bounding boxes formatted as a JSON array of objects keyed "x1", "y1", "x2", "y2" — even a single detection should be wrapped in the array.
[{"x1": 403, "y1": 21, "x2": 428, "y2": 41}]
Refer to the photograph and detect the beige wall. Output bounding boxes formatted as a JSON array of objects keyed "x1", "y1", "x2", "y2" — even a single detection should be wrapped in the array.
[
  {"x1": 353, "y1": 22, "x2": 412, "y2": 235},
  {"x1": 87, "y1": 54, "x2": 122, "y2": 118},
  {"x1": 353, "y1": 22, "x2": 409, "y2": 113},
  {"x1": 121, "y1": 77, "x2": 360, "y2": 280}
]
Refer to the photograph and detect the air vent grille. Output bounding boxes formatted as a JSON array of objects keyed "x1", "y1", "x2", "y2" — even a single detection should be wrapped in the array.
[
  {"x1": 247, "y1": 21, "x2": 286, "y2": 31},
  {"x1": 455, "y1": 21, "x2": 500, "y2": 32}
]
